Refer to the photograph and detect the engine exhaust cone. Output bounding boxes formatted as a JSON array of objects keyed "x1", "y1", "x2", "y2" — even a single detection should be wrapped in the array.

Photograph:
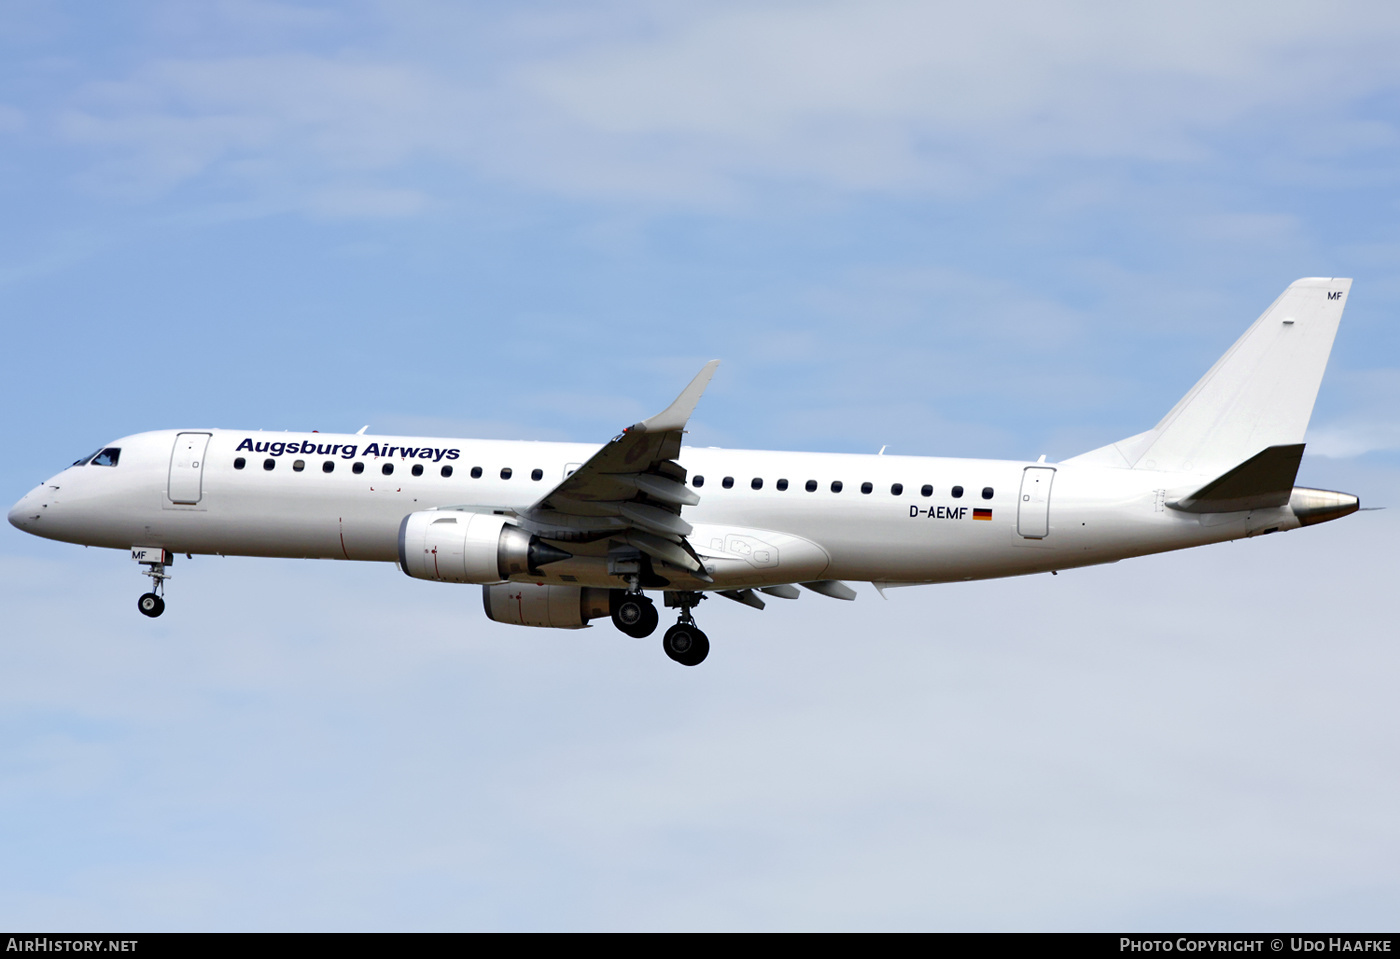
[{"x1": 528, "y1": 540, "x2": 573, "y2": 570}]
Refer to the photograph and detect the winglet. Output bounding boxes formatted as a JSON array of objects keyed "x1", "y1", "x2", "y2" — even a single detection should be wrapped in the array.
[{"x1": 633, "y1": 360, "x2": 720, "y2": 433}]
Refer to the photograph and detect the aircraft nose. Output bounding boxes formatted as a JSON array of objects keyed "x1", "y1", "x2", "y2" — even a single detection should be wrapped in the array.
[{"x1": 9, "y1": 488, "x2": 41, "y2": 531}]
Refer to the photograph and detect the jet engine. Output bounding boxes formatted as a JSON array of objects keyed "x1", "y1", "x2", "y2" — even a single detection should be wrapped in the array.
[
  {"x1": 481, "y1": 583, "x2": 612, "y2": 629},
  {"x1": 398, "y1": 510, "x2": 571, "y2": 584}
]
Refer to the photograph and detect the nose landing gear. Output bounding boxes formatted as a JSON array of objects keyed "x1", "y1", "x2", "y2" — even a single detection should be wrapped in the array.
[
  {"x1": 138, "y1": 592, "x2": 165, "y2": 618},
  {"x1": 132, "y1": 547, "x2": 171, "y2": 618}
]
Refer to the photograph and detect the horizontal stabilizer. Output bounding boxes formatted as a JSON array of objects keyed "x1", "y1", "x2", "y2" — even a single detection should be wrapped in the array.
[{"x1": 1168, "y1": 444, "x2": 1304, "y2": 513}]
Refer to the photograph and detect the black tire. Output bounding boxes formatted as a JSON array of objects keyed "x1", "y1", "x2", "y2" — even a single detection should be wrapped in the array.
[
  {"x1": 662, "y1": 624, "x2": 710, "y2": 666},
  {"x1": 137, "y1": 593, "x2": 165, "y2": 618},
  {"x1": 613, "y1": 595, "x2": 658, "y2": 638},
  {"x1": 635, "y1": 601, "x2": 659, "y2": 638}
]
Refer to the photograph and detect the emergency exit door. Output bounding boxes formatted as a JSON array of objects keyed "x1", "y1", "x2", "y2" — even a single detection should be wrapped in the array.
[
  {"x1": 167, "y1": 432, "x2": 212, "y2": 505},
  {"x1": 1017, "y1": 467, "x2": 1056, "y2": 539}
]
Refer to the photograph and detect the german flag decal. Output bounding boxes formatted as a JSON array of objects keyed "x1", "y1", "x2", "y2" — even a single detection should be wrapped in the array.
[{"x1": 973, "y1": 508, "x2": 993, "y2": 521}]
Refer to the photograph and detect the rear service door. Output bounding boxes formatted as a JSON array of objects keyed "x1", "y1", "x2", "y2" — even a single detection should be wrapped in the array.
[
  {"x1": 168, "y1": 432, "x2": 213, "y2": 505},
  {"x1": 1016, "y1": 466, "x2": 1056, "y2": 539}
]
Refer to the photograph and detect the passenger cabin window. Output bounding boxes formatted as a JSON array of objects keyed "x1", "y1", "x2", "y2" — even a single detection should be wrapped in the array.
[
  {"x1": 982, "y1": 486, "x2": 994, "y2": 499},
  {"x1": 382, "y1": 463, "x2": 394, "y2": 476},
  {"x1": 920, "y1": 484, "x2": 933, "y2": 497},
  {"x1": 722, "y1": 476, "x2": 734, "y2": 489},
  {"x1": 891, "y1": 483, "x2": 903, "y2": 495},
  {"x1": 860, "y1": 482, "x2": 872, "y2": 494},
  {"x1": 751, "y1": 477, "x2": 763, "y2": 490},
  {"x1": 352, "y1": 462, "x2": 364, "y2": 474},
  {"x1": 501, "y1": 468, "x2": 512, "y2": 480},
  {"x1": 471, "y1": 466, "x2": 483, "y2": 479},
  {"x1": 263, "y1": 459, "x2": 275, "y2": 471},
  {"x1": 831, "y1": 480, "x2": 843, "y2": 493},
  {"x1": 322, "y1": 461, "x2": 334, "y2": 473},
  {"x1": 776, "y1": 478, "x2": 789, "y2": 491},
  {"x1": 531, "y1": 468, "x2": 543, "y2": 481},
  {"x1": 292, "y1": 459, "x2": 306, "y2": 472},
  {"x1": 952, "y1": 486, "x2": 964, "y2": 498},
  {"x1": 90, "y1": 448, "x2": 121, "y2": 467},
  {"x1": 805, "y1": 480, "x2": 818, "y2": 492},
  {"x1": 693, "y1": 475, "x2": 705, "y2": 487},
  {"x1": 441, "y1": 465, "x2": 454, "y2": 478},
  {"x1": 234, "y1": 458, "x2": 246, "y2": 470},
  {"x1": 411, "y1": 464, "x2": 424, "y2": 477}
]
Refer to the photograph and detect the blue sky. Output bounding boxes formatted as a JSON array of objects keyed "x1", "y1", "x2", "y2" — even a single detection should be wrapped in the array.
[{"x1": 2, "y1": 0, "x2": 1398, "y2": 930}]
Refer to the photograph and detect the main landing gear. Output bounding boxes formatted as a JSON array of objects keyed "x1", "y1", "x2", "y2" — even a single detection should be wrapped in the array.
[
  {"x1": 133, "y1": 547, "x2": 172, "y2": 618},
  {"x1": 611, "y1": 588, "x2": 709, "y2": 666},
  {"x1": 661, "y1": 592, "x2": 709, "y2": 667},
  {"x1": 611, "y1": 591, "x2": 660, "y2": 638}
]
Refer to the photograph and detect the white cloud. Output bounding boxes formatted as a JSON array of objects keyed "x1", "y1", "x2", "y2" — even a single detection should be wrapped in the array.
[
  {"x1": 57, "y1": 55, "x2": 472, "y2": 200},
  {"x1": 1306, "y1": 423, "x2": 1400, "y2": 458},
  {"x1": 1306, "y1": 369, "x2": 1400, "y2": 457},
  {"x1": 306, "y1": 184, "x2": 429, "y2": 218},
  {"x1": 472, "y1": 0, "x2": 1400, "y2": 197},
  {"x1": 39, "y1": 1, "x2": 1400, "y2": 211}
]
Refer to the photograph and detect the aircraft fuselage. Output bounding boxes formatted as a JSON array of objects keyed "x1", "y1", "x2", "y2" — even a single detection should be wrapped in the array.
[{"x1": 8, "y1": 427, "x2": 1338, "y2": 591}]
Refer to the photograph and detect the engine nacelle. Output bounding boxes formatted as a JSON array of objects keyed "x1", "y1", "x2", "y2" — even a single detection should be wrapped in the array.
[
  {"x1": 482, "y1": 583, "x2": 612, "y2": 629},
  {"x1": 398, "y1": 510, "x2": 571, "y2": 584}
]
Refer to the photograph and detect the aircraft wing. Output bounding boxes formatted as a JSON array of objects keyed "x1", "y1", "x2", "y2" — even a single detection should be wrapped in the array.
[{"x1": 518, "y1": 361, "x2": 719, "y2": 578}]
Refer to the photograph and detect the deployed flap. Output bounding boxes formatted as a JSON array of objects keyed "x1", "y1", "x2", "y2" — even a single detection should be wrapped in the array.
[
  {"x1": 1068, "y1": 278, "x2": 1349, "y2": 474},
  {"x1": 1168, "y1": 444, "x2": 1304, "y2": 513},
  {"x1": 801, "y1": 580, "x2": 858, "y2": 601},
  {"x1": 717, "y1": 588, "x2": 766, "y2": 610},
  {"x1": 520, "y1": 362, "x2": 720, "y2": 576}
]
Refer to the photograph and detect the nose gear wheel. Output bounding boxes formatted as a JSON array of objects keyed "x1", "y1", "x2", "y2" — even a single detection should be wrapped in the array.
[{"x1": 136, "y1": 553, "x2": 171, "y2": 618}]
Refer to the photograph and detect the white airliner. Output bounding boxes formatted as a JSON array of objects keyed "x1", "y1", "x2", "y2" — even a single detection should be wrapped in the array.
[{"x1": 8, "y1": 278, "x2": 1361, "y2": 665}]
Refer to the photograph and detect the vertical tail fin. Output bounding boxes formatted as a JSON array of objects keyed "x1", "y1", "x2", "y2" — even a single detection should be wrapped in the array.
[{"x1": 1068, "y1": 277, "x2": 1350, "y2": 474}]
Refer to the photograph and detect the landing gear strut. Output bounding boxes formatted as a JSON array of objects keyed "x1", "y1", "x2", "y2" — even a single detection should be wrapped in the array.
[
  {"x1": 134, "y1": 548, "x2": 171, "y2": 618},
  {"x1": 662, "y1": 591, "x2": 709, "y2": 666},
  {"x1": 611, "y1": 590, "x2": 659, "y2": 638}
]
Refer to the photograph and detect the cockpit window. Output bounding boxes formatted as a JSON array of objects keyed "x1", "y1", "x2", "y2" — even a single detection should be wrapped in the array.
[
  {"x1": 89, "y1": 448, "x2": 121, "y2": 467},
  {"x1": 73, "y1": 448, "x2": 103, "y2": 466}
]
